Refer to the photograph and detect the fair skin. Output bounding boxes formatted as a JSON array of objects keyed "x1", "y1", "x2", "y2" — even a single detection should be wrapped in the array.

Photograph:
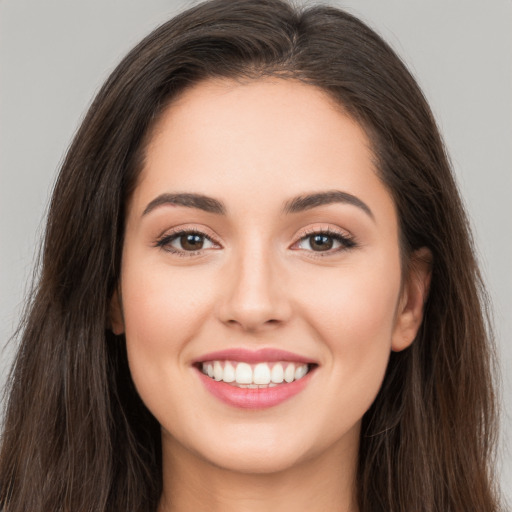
[{"x1": 111, "y1": 78, "x2": 431, "y2": 512}]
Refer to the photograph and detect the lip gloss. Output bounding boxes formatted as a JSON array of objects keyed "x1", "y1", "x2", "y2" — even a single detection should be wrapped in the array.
[
  {"x1": 192, "y1": 347, "x2": 315, "y2": 365},
  {"x1": 196, "y1": 368, "x2": 314, "y2": 409}
]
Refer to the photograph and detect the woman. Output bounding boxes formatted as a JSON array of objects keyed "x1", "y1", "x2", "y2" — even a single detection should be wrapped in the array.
[{"x1": 0, "y1": 0, "x2": 502, "y2": 510}]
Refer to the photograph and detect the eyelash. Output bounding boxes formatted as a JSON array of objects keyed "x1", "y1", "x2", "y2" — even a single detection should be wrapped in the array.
[
  {"x1": 154, "y1": 227, "x2": 357, "y2": 258},
  {"x1": 294, "y1": 227, "x2": 356, "y2": 257},
  {"x1": 154, "y1": 228, "x2": 217, "y2": 257}
]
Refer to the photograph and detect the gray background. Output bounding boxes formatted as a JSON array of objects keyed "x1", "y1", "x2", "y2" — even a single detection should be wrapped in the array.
[{"x1": 1, "y1": 0, "x2": 510, "y2": 501}]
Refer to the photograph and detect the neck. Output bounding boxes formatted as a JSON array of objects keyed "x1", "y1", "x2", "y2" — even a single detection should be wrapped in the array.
[{"x1": 158, "y1": 431, "x2": 359, "y2": 512}]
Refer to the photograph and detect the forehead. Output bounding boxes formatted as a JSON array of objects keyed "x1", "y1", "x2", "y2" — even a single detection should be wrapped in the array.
[
  {"x1": 147, "y1": 78, "x2": 366, "y2": 163},
  {"x1": 130, "y1": 78, "x2": 396, "y2": 229}
]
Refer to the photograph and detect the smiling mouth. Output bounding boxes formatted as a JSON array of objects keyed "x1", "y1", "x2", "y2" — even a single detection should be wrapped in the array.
[
  {"x1": 192, "y1": 348, "x2": 318, "y2": 408},
  {"x1": 198, "y1": 360, "x2": 314, "y2": 388}
]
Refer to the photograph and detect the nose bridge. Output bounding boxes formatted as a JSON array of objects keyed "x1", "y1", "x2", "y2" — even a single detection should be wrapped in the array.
[{"x1": 218, "y1": 234, "x2": 290, "y2": 331}]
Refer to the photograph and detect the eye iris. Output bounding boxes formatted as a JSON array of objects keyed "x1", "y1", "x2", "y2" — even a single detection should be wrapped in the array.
[
  {"x1": 181, "y1": 233, "x2": 204, "y2": 251},
  {"x1": 310, "y1": 234, "x2": 333, "y2": 251}
]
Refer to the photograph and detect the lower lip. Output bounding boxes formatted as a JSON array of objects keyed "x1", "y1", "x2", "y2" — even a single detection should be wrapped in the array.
[{"x1": 196, "y1": 368, "x2": 314, "y2": 409}]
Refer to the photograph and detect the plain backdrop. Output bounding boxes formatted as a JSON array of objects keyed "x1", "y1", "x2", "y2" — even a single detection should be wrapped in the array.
[{"x1": 1, "y1": 0, "x2": 511, "y2": 502}]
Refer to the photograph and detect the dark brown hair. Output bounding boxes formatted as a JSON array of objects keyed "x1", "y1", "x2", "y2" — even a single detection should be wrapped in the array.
[{"x1": 0, "y1": 0, "x2": 501, "y2": 510}]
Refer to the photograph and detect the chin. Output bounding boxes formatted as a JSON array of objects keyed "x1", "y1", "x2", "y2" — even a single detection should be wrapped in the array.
[
  {"x1": 197, "y1": 442, "x2": 309, "y2": 475},
  {"x1": 162, "y1": 416, "x2": 356, "y2": 477}
]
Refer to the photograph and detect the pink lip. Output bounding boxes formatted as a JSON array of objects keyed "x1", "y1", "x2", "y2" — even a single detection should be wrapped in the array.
[
  {"x1": 192, "y1": 347, "x2": 315, "y2": 365},
  {"x1": 196, "y1": 368, "x2": 315, "y2": 409}
]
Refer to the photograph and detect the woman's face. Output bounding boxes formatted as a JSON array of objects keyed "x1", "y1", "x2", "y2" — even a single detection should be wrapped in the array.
[{"x1": 112, "y1": 78, "x2": 428, "y2": 475}]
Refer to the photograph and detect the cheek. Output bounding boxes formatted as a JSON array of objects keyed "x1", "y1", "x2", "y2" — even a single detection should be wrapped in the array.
[
  {"x1": 122, "y1": 260, "x2": 213, "y2": 341},
  {"x1": 296, "y1": 255, "x2": 401, "y2": 406},
  {"x1": 301, "y1": 258, "x2": 401, "y2": 347},
  {"x1": 119, "y1": 258, "x2": 215, "y2": 403}
]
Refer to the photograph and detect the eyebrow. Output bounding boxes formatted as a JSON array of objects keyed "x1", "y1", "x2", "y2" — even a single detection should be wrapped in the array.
[
  {"x1": 142, "y1": 190, "x2": 374, "y2": 219},
  {"x1": 282, "y1": 190, "x2": 374, "y2": 219},
  {"x1": 143, "y1": 193, "x2": 226, "y2": 216}
]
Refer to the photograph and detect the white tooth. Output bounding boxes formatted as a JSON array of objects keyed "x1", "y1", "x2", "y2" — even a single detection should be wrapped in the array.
[
  {"x1": 269, "y1": 383, "x2": 277, "y2": 387},
  {"x1": 223, "y1": 362, "x2": 235, "y2": 382},
  {"x1": 201, "y1": 363, "x2": 208, "y2": 375},
  {"x1": 207, "y1": 363, "x2": 214, "y2": 378},
  {"x1": 253, "y1": 363, "x2": 271, "y2": 384},
  {"x1": 247, "y1": 384, "x2": 258, "y2": 388},
  {"x1": 213, "y1": 361, "x2": 223, "y2": 381},
  {"x1": 271, "y1": 363, "x2": 284, "y2": 383},
  {"x1": 235, "y1": 362, "x2": 252, "y2": 384},
  {"x1": 295, "y1": 364, "x2": 308, "y2": 380},
  {"x1": 284, "y1": 363, "x2": 295, "y2": 383}
]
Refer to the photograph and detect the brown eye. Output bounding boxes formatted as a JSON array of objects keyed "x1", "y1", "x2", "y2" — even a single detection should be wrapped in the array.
[
  {"x1": 295, "y1": 230, "x2": 355, "y2": 254},
  {"x1": 309, "y1": 234, "x2": 334, "y2": 251},
  {"x1": 180, "y1": 233, "x2": 205, "y2": 251},
  {"x1": 156, "y1": 230, "x2": 217, "y2": 254}
]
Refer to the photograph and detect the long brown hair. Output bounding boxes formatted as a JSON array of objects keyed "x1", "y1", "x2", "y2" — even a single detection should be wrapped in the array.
[{"x1": 0, "y1": 0, "x2": 501, "y2": 510}]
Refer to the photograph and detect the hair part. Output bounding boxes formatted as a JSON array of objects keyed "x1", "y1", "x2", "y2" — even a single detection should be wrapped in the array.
[{"x1": 0, "y1": 0, "x2": 501, "y2": 510}]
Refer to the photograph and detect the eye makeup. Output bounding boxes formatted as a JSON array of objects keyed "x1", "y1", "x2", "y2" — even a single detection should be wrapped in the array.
[
  {"x1": 154, "y1": 224, "x2": 357, "y2": 258},
  {"x1": 154, "y1": 227, "x2": 221, "y2": 257}
]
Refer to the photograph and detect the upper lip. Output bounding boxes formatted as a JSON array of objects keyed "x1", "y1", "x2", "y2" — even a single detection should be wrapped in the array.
[{"x1": 192, "y1": 348, "x2": 317, "y2": 365}]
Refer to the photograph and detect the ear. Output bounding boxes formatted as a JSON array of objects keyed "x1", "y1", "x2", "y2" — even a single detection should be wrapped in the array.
[
  {"x1": 108, "y1": 288, "x2": 125, "y2": 335},
  {"x1": 391, "y1": 247, "x2": 432, "y2": 352}
]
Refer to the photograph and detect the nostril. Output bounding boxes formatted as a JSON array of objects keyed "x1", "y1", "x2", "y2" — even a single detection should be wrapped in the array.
[{"x1": 224, "y1": 316, "x2": 285, "y2": 332}]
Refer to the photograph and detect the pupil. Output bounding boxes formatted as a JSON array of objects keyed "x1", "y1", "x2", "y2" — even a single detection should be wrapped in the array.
[
  {"x1": 181, "y1": 234, "x2": 203, "y2": 250},
  {"x1": 311, "y1": 234, "x2": 333, "y2": 251}
]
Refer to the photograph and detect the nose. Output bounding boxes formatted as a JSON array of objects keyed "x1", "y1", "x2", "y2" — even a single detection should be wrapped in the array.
[{"x1": 216, "y1": 240, "x2": 292, "y2": 332}]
